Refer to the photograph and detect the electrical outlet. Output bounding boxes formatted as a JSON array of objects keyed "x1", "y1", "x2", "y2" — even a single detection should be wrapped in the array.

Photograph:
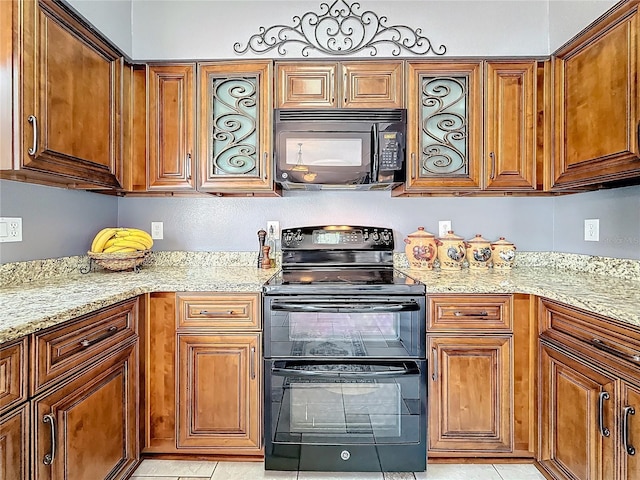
[
  {"x1": 151, "y1": 221, "x2": 164, "y2": 240},
  {"x1": 0, "y1": 217, "x2": 22, "y2": 242},
  {"x1": 267, "y1": 221, "x2": 280, "y2": 238},
  {"x1": 438, "y1": 220, "x2": 452, "y2": 238},
  {"x1": 584, "y1": 219, "x2": 599, "y2": 242}
]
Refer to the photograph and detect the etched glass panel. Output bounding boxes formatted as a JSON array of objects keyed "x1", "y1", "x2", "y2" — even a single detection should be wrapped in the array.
[
  {"x1": 209, "y1": 76, "x2": 259, "y2": 176},
  {"x1": 419, "y1": 76, "x2": 468, "y2": 177}
]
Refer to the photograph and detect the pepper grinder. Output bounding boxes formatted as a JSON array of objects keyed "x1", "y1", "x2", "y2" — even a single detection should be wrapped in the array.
[{"x1": 257, "y1": 229, "x2": 267, "y2": 268}]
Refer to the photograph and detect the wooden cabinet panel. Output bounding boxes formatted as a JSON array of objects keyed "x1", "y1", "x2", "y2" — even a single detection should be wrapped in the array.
[
  {"x1": 32, "y1": 298, "x2": 137, "y2": 395},
  {"x1": 484, "y1": 61, "x2": 537, "y2": 190},
  {"x1": 18, "y1": 0, "x2": 124, "y2": 188},
  {"x1": 428, "y1": 335, "x2": 512, "y2": 453},
  {"x1": 341, "y1": 61, "x2": 404, "y2": 108},
  {"x1": 198, "y1": 61, "x2": 275, "y2": 194},
  {"x1": 404, "y1": 61, "x2": 483, "y2": 193},
  {"x1": 539, "y1": 342, "x2": 616, "y2": 480},
  {"x1": 276, "y1": 63, "x2": 338, "y2": 108},
  {"x1": 621, "y1": 383, "x2": 640, "y2": 480},
  {"x1": 0, "y1": 337, "x2": 28, "y2": 415},
  {"x1": 177, "y1": 333, "x2": 261, "y2": 452},
  {"x1": 148, "y1": 64, "x2": 196, "y2": 190},
  {"x1": 428, "y1": 294, "x2": 512, "y2": 331},
  {"x1": 0, "y1": 403, "x2": 29, "y2": 480},
  {"x1": 177, "y1": 292, "x2": 261, "y2": 330},
  {"x1": 33, "y1": 342, "x2": 138, "y2": 480},
  {"x1": 551, "y1": 2, "x2": 640, "y2": 189}
]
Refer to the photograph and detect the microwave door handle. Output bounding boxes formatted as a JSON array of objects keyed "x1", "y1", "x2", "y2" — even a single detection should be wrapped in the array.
[{"x1": 371, "y1": 123, "x2": 379, "y2": 182}]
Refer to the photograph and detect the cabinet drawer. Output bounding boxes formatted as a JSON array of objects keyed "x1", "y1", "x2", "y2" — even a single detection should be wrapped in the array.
[
  {"x1": 428, "y1": 295, "x2": 512, "y2": 331},
  {"x1": 0, "y1": 337, "x2": 28, "y2": 415},
  {"x1": 177, "y1": 293, "x2": 261, "y2": 330},
  {"x1": 32, "y1": 298, "x2": 138, "y2": 395},
  {"x1": 539, "y1": 298, "x2": 640, "y2": 368}
]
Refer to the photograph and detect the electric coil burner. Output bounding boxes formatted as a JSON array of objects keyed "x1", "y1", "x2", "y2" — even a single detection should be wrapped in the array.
[{"x1": 263, "y1": 226, "x2": 427, "y2": 473}]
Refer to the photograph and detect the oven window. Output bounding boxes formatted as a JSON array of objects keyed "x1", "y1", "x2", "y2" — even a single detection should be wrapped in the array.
[{"x1": 268, "y1": 361, "x2": 424, "y2": 445}]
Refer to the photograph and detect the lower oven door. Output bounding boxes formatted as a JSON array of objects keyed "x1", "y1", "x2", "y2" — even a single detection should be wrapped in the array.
[{"x1": 264, "y1": 359, "x2": 427, "y2": 472}]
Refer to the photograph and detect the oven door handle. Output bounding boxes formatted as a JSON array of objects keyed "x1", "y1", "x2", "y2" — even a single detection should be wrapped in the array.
[
  {"x1": 270, "y1": 301, "x2": 420, "y2": 313},
  {"x1": 271, "y1": 362, "x2": 420, "y2": 378}
]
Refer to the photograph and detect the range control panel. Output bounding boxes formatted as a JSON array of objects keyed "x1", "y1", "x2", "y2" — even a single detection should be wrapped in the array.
[{"x1": 281, "y1": 225, "x2": 394, "y2": 250}]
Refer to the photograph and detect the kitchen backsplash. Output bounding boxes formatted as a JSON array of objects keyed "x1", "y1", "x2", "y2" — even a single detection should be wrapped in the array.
[{"x1": 2, "y1": 251, "x2": 638, "y2": 288}]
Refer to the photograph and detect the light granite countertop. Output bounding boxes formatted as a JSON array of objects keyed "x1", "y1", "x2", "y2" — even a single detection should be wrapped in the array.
[{"x1": 1, "y1": 252, "x2": 639, "y2": 344}]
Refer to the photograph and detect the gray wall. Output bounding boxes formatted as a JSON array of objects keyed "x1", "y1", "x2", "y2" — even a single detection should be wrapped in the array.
[
  {"x1": 0, "y1": 180, "x2": 118, "y2": 263},
  {"x1": 548, "y1": 0, "x2": 619, "y2": 52}
]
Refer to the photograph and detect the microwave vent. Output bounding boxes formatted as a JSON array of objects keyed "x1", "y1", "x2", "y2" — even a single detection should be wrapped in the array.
[{"x1": 276, "y1": 108, "x2": 406, "y2": 123}]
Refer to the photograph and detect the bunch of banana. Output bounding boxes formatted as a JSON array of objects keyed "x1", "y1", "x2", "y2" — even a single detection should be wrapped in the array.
[{"x1": 90, "y1": 227, "x2": 153, "y2": 254}]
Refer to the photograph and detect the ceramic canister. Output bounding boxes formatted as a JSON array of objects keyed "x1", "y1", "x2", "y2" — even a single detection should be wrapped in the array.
[
  {"x1": 436, "y1": 230, "x2": 466, "y2": 270},
  {"x1": 491, "y1": 237, "x2": 516, "y2": 268},
  {"x1": 465, "y1": 234, "x2": 492, "y2": 269},
  {"x1": 404, "y1": 227, "x2": 438, "y2": 270}
]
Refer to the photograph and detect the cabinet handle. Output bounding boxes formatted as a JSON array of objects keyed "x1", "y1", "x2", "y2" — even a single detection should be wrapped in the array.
[
  {"x1": 262, "y1": 152, "x2": 268, "y2": 180},
  {"x1": 590, "y1": 338, "x2": 640, "y2": 363},
  {"x1": 198, "y1": 310, "x2": 234, "y2": 316},
  {"x1": 343, "y1": 71, "x2": 348, "y2": 105},
  {"x1": 431, "y1": 347, "x2": 438, "y2": 381},
  {"x1": 454, "y1": 311, "x2": 488, "y2": 317},
  {"x1": 330, "y1": 71, "x2": 335, "y2": 105},
  {"x1": 186, "y1": 153, "x2": 192, "y2": 180},
  {"x1": 623, "y1": 406, "x2": 636, "y2": 456},
  {"x1": 250, "y1": 346, "x2": 256, "y2": 380},
  {"x1": 28, "y1": 115, "x2": 38, "y2": 155},
  {"x1": 411, "y1": 153, "x2": 416, "y2": 180},
  {"x1": 598, "y1": 391, "x2": 611, "y2": 437},
  {"x1": 79, "y1": 325, "x2": 118, "y2": 348},
  {"x1": 489, "y1": 151, "x2": 496, "y2": 180},
  {"x1": 43, "y1": 414, "x2": 56, "y2": 465}
]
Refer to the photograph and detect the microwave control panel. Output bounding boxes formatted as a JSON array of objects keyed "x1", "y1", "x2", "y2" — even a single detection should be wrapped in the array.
[{"x1": 379, "y1": 132, "x2": 403, "y2": 171}]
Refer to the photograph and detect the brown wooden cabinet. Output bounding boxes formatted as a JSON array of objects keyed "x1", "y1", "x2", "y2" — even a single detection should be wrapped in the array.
[
  {"x1": 197, "y1": 61, "x2": 276, "y2": 195},
  {"x1": 427, "y1": 294, "x2": 536, "y2": 457},
  {"x1": 2, "y1": 0, "x2": 125, "y2": 189},
  {"x1": 144, "y1": 292, "x2": 263, "y2": 456},
  {"x1": 539, "y1": 298, "x2": 640, "y2": 480},
  {"x1": 276, "y1": 61, "x2": 404, "y2": 109},
  {"x1": 550, "y1": 1, "x2": 640, "y2": 190},
  {"x1": 147, "y1": 63, "x2": 196, "y2": 191}
]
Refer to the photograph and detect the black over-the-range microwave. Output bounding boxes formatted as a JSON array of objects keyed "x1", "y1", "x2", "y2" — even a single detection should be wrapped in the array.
[{"x1": 274, "y1": 108, "x2": 407, "y2": 190}]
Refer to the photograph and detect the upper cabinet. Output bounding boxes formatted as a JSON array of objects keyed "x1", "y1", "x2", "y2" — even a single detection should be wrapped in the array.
[
  {"x1": 275, "y1": 61, "x2": 404, "y2": 109},
  {"x1": 550, "y1": 1, "x2": 640, "y2": 190},
  {"x1": 2, "y1": 0, "x2": 125, "y2": 189},
  {"x1": 197, "y1": 61, "x2": 275, "y2": 195},
  {"x1": 402, "y1": 61, "x2": 483, "y2": 193}
]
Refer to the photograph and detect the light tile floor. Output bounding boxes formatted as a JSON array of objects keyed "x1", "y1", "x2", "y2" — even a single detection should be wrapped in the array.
[{"x1": 131, "y1": 460, "x2": 547, "y2": 480}]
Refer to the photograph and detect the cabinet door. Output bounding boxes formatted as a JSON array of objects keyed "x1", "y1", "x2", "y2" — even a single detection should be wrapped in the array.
[
  {"x1": 428, "y1": 335, "x2": 512, "y2": 453},
  {"x1": 551, "y1": 2, "x2": 640, "y2": 189},
  {"x1": 484, "y1": 61, "x2": 537, "y2": 191},
  {"x1": 148, "y1": 64, "x2": 196, "y2": 191},
  {"x1": 539, "y1": 343, "x2": 616, "y2": 480},
  {"x1": 276, "y1": 62, "x2": 338, "y2": 108},
  {"x1": 20, "y1": 0, "x2": 124, "y2": 188},
  {"x1": 177, "y1": 333, "x2": 261, "y2": 452},
  {"x1": 621, "y1": 382, "x2": 640, "y2": 480},
  {"x1": 0, "y1": 404, "x2": 29, "y2": 480},
  {"x1": 404, "y1": 61, "x2": 483, "y2": 193},
  {"x1": 33, "y1": 343, "x2": 138, "y2": 480},
  {"x1": 341, "y1": 61, "x2": 404, "y2": 108},
  {"x1": 198, "y1": 61, "x2": 275, "y2": 194}
]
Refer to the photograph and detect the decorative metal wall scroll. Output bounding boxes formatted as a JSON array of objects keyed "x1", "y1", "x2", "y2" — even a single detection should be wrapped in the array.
[
  {"x1": 420, "y1": 76, "x2": 468, "y2": 176},
  {"x1": 233, "y1": 0, "x2": 446, "y2": 57},
  {"x1": 209, "y1": 77, "x2": 259, "y2": 176}
]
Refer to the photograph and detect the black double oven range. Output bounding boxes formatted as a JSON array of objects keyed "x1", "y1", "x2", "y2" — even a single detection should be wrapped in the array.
[{"x1": 262, "y1": 225, "x2": 427, "y2": 472}]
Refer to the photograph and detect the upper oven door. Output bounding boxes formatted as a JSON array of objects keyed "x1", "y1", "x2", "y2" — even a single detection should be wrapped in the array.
[{"x1": 264, "y1": 295, "x2": 425, "y2": 359}]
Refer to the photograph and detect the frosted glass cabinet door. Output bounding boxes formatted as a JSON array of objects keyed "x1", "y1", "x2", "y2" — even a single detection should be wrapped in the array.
[
  {"x1": 403, "y1": 61, "x2": 482, "y2": 193},
  {"x1": 197, "y1": 61, "x2": 276, "y2": 195}
]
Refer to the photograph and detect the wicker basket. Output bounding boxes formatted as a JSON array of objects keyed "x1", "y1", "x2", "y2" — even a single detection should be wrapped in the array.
[{"x1": 87, "y1": 250, "x2": 150, "y2": 271}]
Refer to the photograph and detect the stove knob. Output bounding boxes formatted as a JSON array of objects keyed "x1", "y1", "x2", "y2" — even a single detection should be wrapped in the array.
[
  {"x1": 382, "y1": 230, "x2": 391, "y2": 244},
  {"x1": 372, "y1": 231, "x2": 380, "y2": 243},
  {"x1": 294, "y1": 231, "x2": 303, "y2": 242}
]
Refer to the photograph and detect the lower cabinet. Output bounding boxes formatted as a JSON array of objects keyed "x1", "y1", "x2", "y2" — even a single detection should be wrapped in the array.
[
  {"x1": 144, "y1": 292, "x2": 263, "y2": 456},
  {"x1": 538, "y1": 298, "x2": 640, "y2": 480},
  {"x1": 0, "y1": 403, "x2": 29, "y2": 480},
  {"x1": 33, "y1": 342, "x2": 139, "y2": 480}
]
